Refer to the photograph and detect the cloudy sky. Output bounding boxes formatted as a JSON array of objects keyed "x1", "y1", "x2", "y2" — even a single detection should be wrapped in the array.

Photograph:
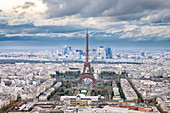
[{"x1": 0, "y1": 0, "x2": 170, "y2": 49}]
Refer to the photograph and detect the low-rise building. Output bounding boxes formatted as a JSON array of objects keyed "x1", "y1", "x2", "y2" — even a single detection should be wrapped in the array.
[{"x1": 60, "y1": 94, "x2": 98, "y2": 105}]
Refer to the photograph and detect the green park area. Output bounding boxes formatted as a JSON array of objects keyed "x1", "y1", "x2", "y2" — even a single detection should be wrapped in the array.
[
  {"x1": 80, "y1": 91, "x2": 87, "y2": 95},
  {"x1": 100, "y1": 71, "x2": 125, "y2": 79}
]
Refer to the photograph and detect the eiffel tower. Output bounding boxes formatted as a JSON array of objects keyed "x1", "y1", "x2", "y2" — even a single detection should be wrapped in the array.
[{"x1": 79, "y1": 29, "x2": 96, "y2": 83}]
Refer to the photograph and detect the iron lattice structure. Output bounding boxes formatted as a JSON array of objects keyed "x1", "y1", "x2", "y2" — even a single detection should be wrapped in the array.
[{"x1": 79, "y1": 29, "x2": 96, "y2": 83}]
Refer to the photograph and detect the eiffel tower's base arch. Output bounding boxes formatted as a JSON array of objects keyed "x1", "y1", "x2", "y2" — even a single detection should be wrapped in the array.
[{"x1": 79, "y1": 73, "x2": 96, "y2": 83}]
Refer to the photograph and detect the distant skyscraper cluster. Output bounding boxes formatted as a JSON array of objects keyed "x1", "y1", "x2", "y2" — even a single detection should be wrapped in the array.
[
  {"x1": 97, "y1": 46, "x2": 113, "y2": 59},
  {"x1": 61, "y1": 44, "x2": 114, "y2": 60}
]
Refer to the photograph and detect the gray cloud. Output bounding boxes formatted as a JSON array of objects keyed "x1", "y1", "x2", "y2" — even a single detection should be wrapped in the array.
[
  {"x1": 43, "y1": 0, "x2": 170, "y2": 22},
  {"x1": 0, "y1": 23, "x2": 85, "y2": 35},
  {"x1": 142, "y1": 9, "x2": 170, "y2": 23},
  {"x1": 22, "y1": 2, "x2": 35, "y2": 9},
  {"x1": 43, "y1": 0, "x2": 87, "y2": 17},
  {"x1": 0, "y1": 0, "x2": 170, "y2": 47}
]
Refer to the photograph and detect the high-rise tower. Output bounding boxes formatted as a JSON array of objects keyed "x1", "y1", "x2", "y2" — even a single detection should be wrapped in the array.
[
  {"x1": 79, "y1": 29, "x2": 96, "y2": 83},
  {"x1": 106, "y1": 47, "x2": 112, "y2": 59}
]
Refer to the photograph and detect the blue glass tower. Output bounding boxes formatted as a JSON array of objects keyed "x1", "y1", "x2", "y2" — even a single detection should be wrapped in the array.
[{"x1": 105, "y1": 48, "x2": 112, "y2": 59}]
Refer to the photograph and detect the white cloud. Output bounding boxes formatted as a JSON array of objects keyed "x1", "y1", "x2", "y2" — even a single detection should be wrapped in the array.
[
  {"x1": 0, "y1": 0, "x2": 25, "y2": 10},
  {"x1": 0, "y1": 0, "x2": 47, "y2": 25},
  {"x1": 5, "y1": 32, "x2": 82, "y2": 38},
  {"x1": 119, "y1": 25, "x2": 170, "y2": 41}
]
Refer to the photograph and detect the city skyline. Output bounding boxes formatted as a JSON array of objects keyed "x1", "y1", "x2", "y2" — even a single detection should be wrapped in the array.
[{"x1": 0, "y1": 0, "x2": 170, "y2": 48}]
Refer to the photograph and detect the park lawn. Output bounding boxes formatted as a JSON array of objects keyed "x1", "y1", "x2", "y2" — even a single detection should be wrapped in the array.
[
  {"x1": 80, "y1": 92, "x2": 87, "y2": 95},
  {"x1": 70, "y1": 105, "x2": 76, "y2": 107},
  {"x1": 79, "y1": 105, "x2": 85, "y2": 107}
]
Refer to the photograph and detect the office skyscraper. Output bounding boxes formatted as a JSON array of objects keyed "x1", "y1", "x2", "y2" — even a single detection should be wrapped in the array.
[
  {"x1": 141, "y1": 51, "x2": 145, "y2": 57},
  {"x1": 62, "y1": 44, "x2": 72, "y2": 55},
  {"x1": 105, "y1": 48, "x2": 112, "y2": 59},
  {"x1": 97, "y1": 46, "x2": 106, "y2": 59}
]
